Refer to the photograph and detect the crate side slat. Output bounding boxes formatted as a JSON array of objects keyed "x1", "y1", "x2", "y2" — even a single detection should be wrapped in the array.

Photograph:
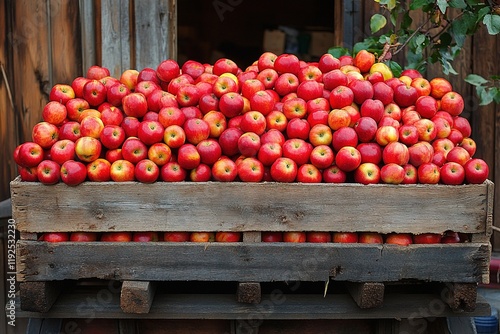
[
  {"x1": 11, "y1": 180, "x2": 491, "y2": 234},
  {"x1": 17, "y1": 241, "x2": 490, "y2": 283}
]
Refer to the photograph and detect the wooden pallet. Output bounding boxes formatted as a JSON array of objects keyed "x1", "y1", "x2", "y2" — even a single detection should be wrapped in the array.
[{"x1": 11, "y1": 178, "x2": 494, "y2": 316}]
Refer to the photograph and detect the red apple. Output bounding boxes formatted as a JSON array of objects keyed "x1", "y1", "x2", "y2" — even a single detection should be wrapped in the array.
[
  {"x1": 82, "y1": 79, "x2": 107, "y2": 107},
  {"x1": 86, "y1": 65, "x2": 110, "y2": 80},
  {"x1": 306, "y1": 232, "x2": 332, "y2": 243},
  {"x1": 219, "y1": 127, "x2": 243, "y2": 157},
  {"x1": 164, "y1": 232, "x2": 191, "y2": 242},
  {"x1": 135, "y1": 159, "x2": 160, "y2": 183},
  {"x1": 261, "y1": 232, "x2": 283, "y2": 242},
  {"x1": 335, "y1": 146, "x2": 361, "y2": 172},
  {"x1": 274, "y1": 73, "x2": 300, "y2": 97},
  {"x1": 296, "y1": 163, "x2": 322, "y2": 183},
  {"x1": 237, "y1": 157, "x2": 264, "y2": 182},
  {"x1": 70, "y1": 232, "x2": 98, "y2": 242},
  {"x1": 296, "y1": 80, "x2": 323, "y2": 101},
  {"x1": 50, "y1": 139, "x2": 75, "y2": 165},
  {"x1": 215, "y1": 232, "x2": 242, "y2": 242},
  {"x1": 257, "y1": 68, "x2": 279, "y2": 89},
  {"x1": 274, "y1": 53, "x2": 300, "y2": 75},
  {"x1": 464, "y1": 158, "x2": 489, "y2": 184},
  {"x1": 37, "y1": 160, "x2": 61, "y2": 184},
  {"x1": 120, "y1": 69, "x2": 139, "y2": 91},
  {"x1": 460, "y1": 137, "x2": 477, "y2": 157},
  {"x1": 75, "y1": 136, "x2": 101, "y2": 163},
  {"x1": 101, "y1": 232, "x2": 133, "y2": 242},
  {"x1": 283, "y1": 232, "x2": 306, "y2": 243},
  {"x1": 332, "y1": 232, "x2": 359, "y2": 243},
  {"x1": 402, "y1": 164, "x2": 418, "y2": 184},
  {"x1": 60, "y1": 160, "x2": 87, "y2": 186},
  {"x1": 42, "y1": 232, "x2": 70, "y2": 242},
  {"x1": 17, "y1": 142, "x2": 44, "y2": 168},
  {"x1": 393, "y1": 84, "x2": 418, "y2": 108},
  {"x1": 270, "y1": 157, "x2": 298, "y2": 182},
  {"x1": 357, "y1": 142, "x2": 382, "y2": 165},
  {"x1": 385, "y1": 233, "x2": 413, "y2": 246},
  {"x1": 110, "y1": 159, "x2": 135, "y2": 182},
  {"x1": 415, "y1": 95, "x2": 438, "y2": 119},
  {"x1": 212, "y1": 157, "x2": 237, "y2": 182},
  {"x1": 121, "y1": 137, "x2": 148, "y2": 164},
  {"x1": 80, "y1": 115, "x2": 104, "y2": 139},
  {"x1": 430, "y1": 77, "x2": 453, "y2": 99},
  {"x1": 408, "y1": 141, "x2": 434, "y2": 167},
  {"x1": 417, "y1": 162, "x2": 440, "y2": 184},
  {"x1": 122, "y1": 92, "x2": 148, "y2": 118},
  {"x1": 348, "y1": 79, "x2": 374, "y2": 105},
  {"x1": 323, "y1": 165, "x2": 347, "y2": 183},
  {"x1": 359, "y1": 232, "x2": 383, "y2": 244},
  {"x1": 160, "y1": 161, "x2": 187, "y2": 182},
  {"x1": 440, "y1": 161, "x2": 465, "y2": 185},
  {"x1": 375, "y1": 125, "x2": 398, "y2": 146},
  {"x1": 446, "y1": 146, "x2": 471, "y2": 166},
  {"x1": 87, "y1": 158, "x2": 111, "y2": 182},
  {"x1": 382, "y1": 141, "x2": 409, "y2": 166},
  {"x1": 238, "y1": 132, "x2": 261, "y2": 157},
  {"x1": 32, "y1": 121, "x2": 59, "y2": 149},
  {"x1": 380, "y1": 163, "x2": 405, "y2": 184},
  {"x1": 354, "y1": 162, "x2": 380, "y2": 184},
  {"x1": 332, "y1": 126, "x2": 358, "y2": 152}
]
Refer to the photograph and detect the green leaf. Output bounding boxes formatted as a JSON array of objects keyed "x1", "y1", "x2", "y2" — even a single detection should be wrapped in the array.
[
  {"x1": 387, "y1": 60, "x2": 403, "y2": 77},
  {"x1": 464, "y1": 74, "x2": 489, "y2": 86},
  {"x1": 483, "y1": 14, "x2": 500, "y2": 35},
  {"x1": 379, "y1": 0, "x2": 397, "y2": 10},
  {"x1": 477, "y1": 6, "x2": 491, "y2": 22},
  {"x1": 493, "y1": 87, "x2": 500, "y2": 104},
  {"x1": 451, "y1": 15, "x2": 472, "y2": 47},
  {"x1": 477, "y1": 86, "x2": 495, "y2": 105},
  {"x1": 353, "y1": 40, "x2": 378, "y2": 54},
  {"x1": 370, "y1": 14, "x2": 387, "y2": 33},
  {"x1": 449, "y1": 0, "x2": 467, "y2": 9},
  {"x1": 410, "y1": 0, "x2": 434, "y2": 10},
  {"x1": 328, "y1": 47, "x2": 350, "y2": 58},
  {"x1": 401, "y1": 12, "x2": 413, "y2": 30},
  {"x1": 437, "y1": 0, "x2": 449, "y2": 13}
]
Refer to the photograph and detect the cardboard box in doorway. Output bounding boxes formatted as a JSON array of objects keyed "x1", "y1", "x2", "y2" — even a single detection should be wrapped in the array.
[{"x1": 263, "y1": 29, "x2": 286, "y2": 55}]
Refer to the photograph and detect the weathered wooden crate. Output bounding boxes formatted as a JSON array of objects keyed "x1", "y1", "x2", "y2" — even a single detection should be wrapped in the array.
[{"x1": 11, "y1": 178, "x2": 494, "y2": 316}]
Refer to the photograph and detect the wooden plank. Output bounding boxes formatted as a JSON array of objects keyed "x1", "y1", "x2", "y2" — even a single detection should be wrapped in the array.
[
  {"x1": 79, "y1": 0, "x2": 97, "y2": 73},
  {"x1": 346, "y1": 282, "x2": 384, "y2": 309},
  {"x1": 15, "y1": 291, "x2": 491, "y2": 320},
  {"x1": 10, "y1": 179, "x2": 493, "y2": 234},
  {"x1": 19, "y1": 232, "x2": 38, "y2": 241},
  {"x1": 441, "y1": 283, "x2": 477, "y2": 312},
  {"x1": 133, "y1": 0, "x2": 170, "y2": 71},
  {"x1": 333, "y1": 0, "x2": 343, "y2": 48},
  {"x1": 167, "y1": 0, "x2": 177, "y2": 60},
  {"x1": 237, "y1": 282, "x2": 261, "y2": 304},
  {"x1": 100, "y1": 0, "x2": 130, "y2": 78},
  {"x1": 19, "y1": 281, "x2": 62, "y2": 312},
  {"x1": 472, "y1": 179, "x2": 494, "y2": 243},
  {"x1": 120, "y1": 280, "x2": 156, "y2": 314},
  {"x1": 243, "y1": 232, "x2": 261, "y2": 243},
  {"x1": 16, "y1": 241, "x2": 490, "y2": 283}
]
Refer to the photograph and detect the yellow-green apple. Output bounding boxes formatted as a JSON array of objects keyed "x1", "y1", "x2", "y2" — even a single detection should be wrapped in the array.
[
  {"x1": 415, "y1": 95, "x2": 438, "y2": 119},
  {"x1": 121, "y1": 116, "x2": 140, "y2": 138},
  {"x1": 60, "y1": 160, "x2": 87, "y2": 186},
  {"x1": 353, "y1": 116, "x2": 377, "y2": 143},
  {"x1": 380, "y1": 163, "x2": 405, "y2": 184},
  {"x1": 212, "y1": 156, "x2": 237, "y2": 182},
  {"x1": 286, "y1": 118, "x2": 310, "y2": 140},
  {"x1": 241, "y1": 79, "x2": 265, "y2": 100},
  {"x1": 282, "y1": 138, "x2": 312, "y2": 166},
  {"x1": 86, "y1": 65, "x2": 110, "y2": 80},
  {"x1": 147, "y1": 143, "x2": 172, "y2": 166},
  {"x1": 160, "y1": 161, "x2": 187, "y2": 182},
  {"x1": 99, "y1": 125, "x2": 125, "y2": 150},
  {"x1": 215, "y1": 232, "x2": 242, "y2": 242},
  {"x1": 401, "y1": 106, "x2": 421, "y2": 125},
  {"x1": 274, "y1": 53, "x2": 300, "y2": 75},
  {"x1": 348, "y1": 79, "x2": 374, "y2": 105},
  {"x1": 359, "y1": 232, "x2": 383, "y2": 244},
  {"x1": 106, "y1": 82, "x2": 130, "y2": 107},
  {"x1": 82, "y1": 80, "x2": 107, "y2": 107},
  {"x1": 393, "y1": 84, "x2": 418, "y2": 108},
  {"x1": 70, "y1": 232, "x2": 98, "y2": 242},
  {"x1": 156, "y1": 59, "x2": 180, "y2": 83},
  {"x1": 332, "y1": 232, "x2": 359, "y2": 243},
  {"x1": 410, "y1": 77, "x2": 431, "y2": 97},
  {"x1": 399, "y1": 75, "x2": 413, "y2": 86},
  {"x1": 164, "y1": 232, "x2": 191, "y2": 242},
  {"x1": 318, "y1": 53, "x2": 340, "y2": 73},
  {"x1": 429, "y1": 77, "x2": 453, "y2": 99},
  {"x1": 122, "y1": 92, "x2": 148, "y2": 118},
  {"x1": 101, "y1": 232, "x2": 133, "y2": 242},
  {"x1": 137, "y1": 120, "x2": 164, "y2": 146},
  {"x1": 384, "y1": 103, "x2": 402, "y2": 121},
  {"x1": 66, "y1": 98, "x2": 90, "y2": 122},
  {"x1": 238, "y1": 132, "x2": 261, "y2": 157},
  {"x1": 414, "y1": 118, "x2": 437, "y2": 142},
  {"x1": 296, "y1": 163, "x2": 322, "y2": 183},
  {"x1": 196, "y1": 138, "x2": 222, "y2": 165},
  {"x1": 177, "y1": 143, "x2": 201, "y2": 170},
  {"x1": 17, "y1": 142, "x2": 44, "y2": 168},
  {"x1": 308, "y1": 124, "x2": 332, "y2": 147},
  {"x1": 452, "y1": 116, "x2": 471, "y2": 138},
  {"x1": 190, "y1": 163, "x2": 212, "y2": 182},
  {"x1": 100, "y1": 106, "x2": 124, "y2": 126},
  {"x1": 270, "y1": 157, "x2": 298, "y2": 182},
  {"x1": 261, "y1": 232, "x2": 283, "y2": 242},
  {"x1": 75, "y1": 136, "x2": 101, "y2": 162},
  {"x1": 335, "y1": 146, "x2": 361, "y2": 172},
  {"x1": 119, "y1": 69, "x2": 139, "y2": 91},
  {"x1": 110, "y1": 159, "x2": 135, "y2": 182},
  {"x1": 256, "y1": 68, "x2": 279, "y2": 89},
  {"x1": 219, "y1": 127, "x2": 243, "y2": 157},
  {"x1": 329, "y1": 85, "x2": 354, "y2": 109},
  {"x1": 132, "y1": 232, "x2": 159, "y2": 242},
  {"x1": 283, "y1": 231, "x2": 306, "y2": 242},
  {"x1": 385, "y1": 233, "x2": 413, "y2": 245},
  {"x1": 332, "y1": 126, "x2": 358, "y2": 152},
  {"x1": 105, "y1": 149, "x2": 122, "y2": 164},
  {"x1": 309, "y1": 145, "x2": 334, "y2": 169},
  {"x1": 306, "y1": 232, "x2": 332, "y2": 243},
  {"x1": 417, "y1": 162, "x2": 440, "y2": 184},
  {"x1": 323, "y1": 164, "x2": 347, "y2": 183},
  {"x1": 398, "y1": 124, "x2": 419, "y2": 146},
  {"x1": 183, "y1": 118, "x2": 210, "y2": 145},
  {"x1": 432, "y1": 116, "x2": 451, "y2": 139},
  {"x1": 296, "y1": 80, "x2": 323, "y2": 101},
  {"x1": 37, "y1": 160, "x2": 61, "y2": 184},
  {"x1": 80, "y1": 115, "x2": 104, "y2": 139},
  {"x1": 240, "y1": 111, "x2": 266, "y2": 135},
  {"x1": 460, "y1": 137, "x2": 476, "y2": 157},
  {"x1": 274, "y1": 73, "x2": 299, "y2": 97},
  {"x1": 87, "y1": 158, "x2": 111, "y2": 182},
  {"x1": 383, "y1": 141, "x2": 409, "y2": 166},
  {"x1": 402, "y1": 164, "x2": 418, "y2": 184},
  {"x1": 353, "y1": 162, "x2": 380, "y2": 184},
  {"x1": 42, "y1": 232, "x2": 70, "y2": 242},
  {"x1": 257, "y1": 142, "x2": 283, "y2": 166},
  {"x1": 182, "y1": 60, "x2": 205, "y2": 80},
  {"x1": 42, "y1": 101, "x2": 67, "y2": 126},
  {"x1": 265, "y1": 110, "x2": 288, "y2": 132},
  {"x1": 50, "y1": 139, "x2": 75, "y2": 165},
  {"x1": 32, "y1": 121, "x2": 59, "y2": 149},
  {"x1": 375, "y1": 125, "x2": 398, "y2": 146},
  {"x1": 190, "y1": 232, "x2": 215, "y2": 242},
  {"x1": 464, "y1": 158, "x2": 489, "y2": 184},
  {"x1": 357, "y1": 142, "x2": 382, "y2": 164},
  {"x1": 135, "y1": 159, "x2": 160, "y2": 183},
  {"x1": 353, "y1": 50, "x2": 375, "y2": 73},
  {"x1": 409, "y1": 141, "x2": 434, "y2": 167},
  {"x1": 159, "y1": 106, "x2": 186, "y2": 129},
  {"x1": 446, "y1": 146, "x2": 470, "y2": 166},
  {"x1": 121, "y1": 137, "x2": 147, "y2": 164},
  {"x1": 237, "y1": 157, "x2": 264, "y2": 182},
  {"x1": 71, "y1": 76, "x2": 91, "y2": 98},
  {"x1": 440, "y1": 161, "x2": 465, "y2": 185}
]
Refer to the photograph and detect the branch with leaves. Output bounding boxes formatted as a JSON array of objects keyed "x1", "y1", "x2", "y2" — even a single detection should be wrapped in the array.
[{"x1": 329, "y1": 0, "x2": 500, "y2": 106}]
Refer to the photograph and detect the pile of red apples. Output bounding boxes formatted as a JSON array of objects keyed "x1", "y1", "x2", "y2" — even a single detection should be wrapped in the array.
[{"x1": 14, "y1": 50, "x2": 489, "y2": 186}]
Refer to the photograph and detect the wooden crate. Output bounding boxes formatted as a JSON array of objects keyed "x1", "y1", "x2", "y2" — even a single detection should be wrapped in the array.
[{"x1": 11, "y1": 178, "x2": 494, "y2": 316}]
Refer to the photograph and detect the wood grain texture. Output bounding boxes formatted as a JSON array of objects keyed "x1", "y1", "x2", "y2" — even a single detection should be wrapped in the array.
[
  {"x1": 19, "y1": 281, "x2": 62, "y2": 312},
  {"x1": 346, "y1": 282, "x2": 384, "y2": 309},
  {"x1": 10, "y1": 179, "x2": 493, "y2": 235},
  {"x1": 15, "y1": 291, "x2": 491, "y2": 320},
  {"x1": 120, "y1": 280, "x2": 156, "y2": 314},
  {"x1": 16, "y1": 241, "x2": 490, "y2": 283}
]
